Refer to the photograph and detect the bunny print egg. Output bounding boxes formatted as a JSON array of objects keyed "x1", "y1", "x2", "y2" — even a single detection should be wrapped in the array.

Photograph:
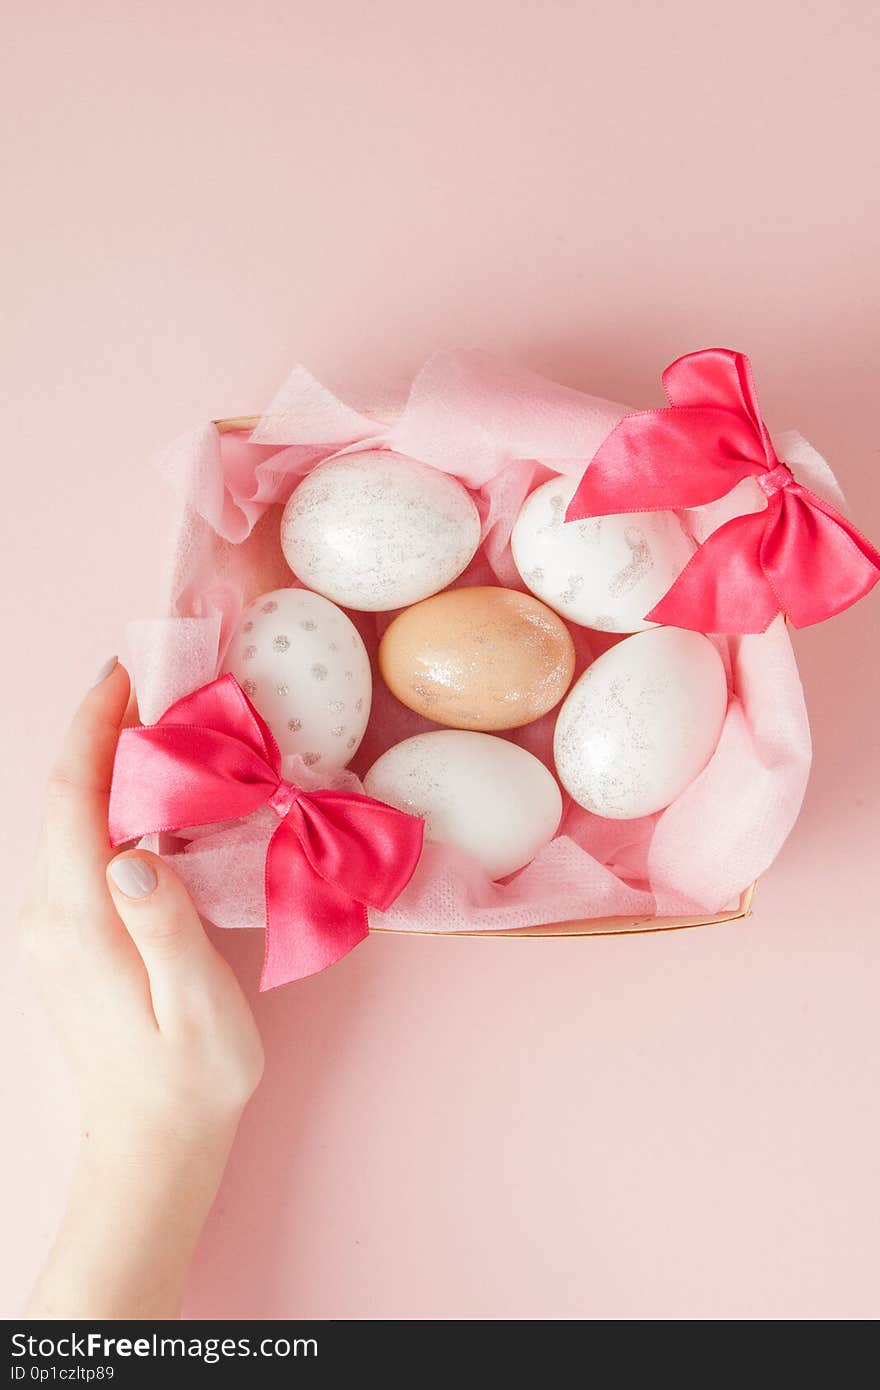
[
  {"x1": 223, "y1": 588, "x2": 372, "y2": 770},
  {"x1": 364, "y1": 730, "x2": 562, "y2": 880},
  {"x1": 280, "y1": 451, "x2": 481, "y2": 611},
  {"x1": 511, "y1": 474, "x2": 694, "y2": 632},
  {"x1": 553, "y1": 627, "x2": 728, "y2": 819}
]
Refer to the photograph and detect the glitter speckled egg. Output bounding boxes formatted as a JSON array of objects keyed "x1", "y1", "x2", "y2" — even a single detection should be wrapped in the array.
[
  {"x1": 553, "y1": 628, "x2": 728, "y2": 819},
  {"x1": 222, "y1": 588, "x2": 372, "y2": 770},
  {"x1": 511, "y1": 474, "x2": 694, "y2": 633},
  {"x1": 364, "y1": 730, "x2": 562, "y2": 879},
  {"x1": 378, "y1": 586, "x2": 575, "y2": 731},
  {"x1": 280, "y1": 451, "x2": 481, "y2": 611}
]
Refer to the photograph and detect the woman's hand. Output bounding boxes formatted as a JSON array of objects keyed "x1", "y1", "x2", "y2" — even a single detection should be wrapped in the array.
[{"x1": 20, "y1": 658, "x2": 264, "y2": 1319}]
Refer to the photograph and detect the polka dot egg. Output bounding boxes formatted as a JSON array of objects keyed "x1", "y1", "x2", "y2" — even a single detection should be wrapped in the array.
[{"x1": 223, "y1": 588, "x2": 372, "y2": 770}]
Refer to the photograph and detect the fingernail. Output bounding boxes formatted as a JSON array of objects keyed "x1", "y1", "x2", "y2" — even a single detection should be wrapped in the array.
[
  {"x1": 92, "y1": 655, "x2": 118, "y2": 687},
  {"x1": 108, "y1": 857, "x2": 158, "y2": 899}
]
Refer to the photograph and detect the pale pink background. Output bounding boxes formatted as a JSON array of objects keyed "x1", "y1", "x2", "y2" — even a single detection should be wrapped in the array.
[{"x1": 2, "y1": 1, "x2": 878, "y2": 1320}]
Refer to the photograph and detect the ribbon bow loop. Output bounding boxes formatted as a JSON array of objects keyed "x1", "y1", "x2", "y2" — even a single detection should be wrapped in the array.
[
  {"x1": 109, "y1": 675, "x2": 424, "y2": 989},
  {"x1": 565, "y1": 348, "x2": 880, "y2": 632},
  {"x1": 287, "y1": 790, "x2": 427, "y2": 913}
]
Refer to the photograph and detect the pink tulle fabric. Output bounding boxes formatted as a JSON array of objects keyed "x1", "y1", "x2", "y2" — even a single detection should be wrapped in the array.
[{"x1": 128, "y1": 351, "x2": 830, "y2": 935}]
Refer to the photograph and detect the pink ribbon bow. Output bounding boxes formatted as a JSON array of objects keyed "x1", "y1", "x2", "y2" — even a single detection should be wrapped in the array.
[
  {"x1": 565, "y1": 347, "x2": 880, "y2": 632},
  {"x1": 108, "y1": 675, "x2": 424, "y2": 989}
]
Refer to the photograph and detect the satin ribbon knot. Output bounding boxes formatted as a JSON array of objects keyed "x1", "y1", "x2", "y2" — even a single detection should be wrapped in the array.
[
  {"x1": 268, "y1": 779, "x2": 301, "y2": 819},
  {"x1": 756, "y1": 462, "x2": 794, "y2": 498},
  {"x1": 565, "y1": 347, "x2": 880, "y2": 632},
  {"x1": 108, "y1": 675, "x2": 424, "y2": 989}
]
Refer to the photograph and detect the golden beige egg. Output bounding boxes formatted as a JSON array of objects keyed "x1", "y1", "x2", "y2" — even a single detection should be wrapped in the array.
[{"x1": 379, "y1": 586, "x2": 576, "y2": 731}]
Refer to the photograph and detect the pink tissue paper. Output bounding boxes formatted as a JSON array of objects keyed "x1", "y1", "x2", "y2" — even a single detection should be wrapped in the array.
[{"x1": 127, "y1": 351, "x2": 839, "y2": 938}]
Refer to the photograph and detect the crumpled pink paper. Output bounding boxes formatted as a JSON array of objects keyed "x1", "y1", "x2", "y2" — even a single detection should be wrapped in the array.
[{"x1": 128, "y1": 350, "x2": 822, "y2": 936}]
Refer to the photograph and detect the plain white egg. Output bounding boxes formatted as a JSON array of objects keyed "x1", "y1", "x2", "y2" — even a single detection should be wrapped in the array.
[
  {"x1": 223, "y1": 588, "x2": 372, "y2": 770},
  {"x1": 364, "y1": 730, "x2": 562, "y2": 880},
  {"x1": 553, "y1": 627, "x2": 728, "y2": 818},
  {"x1": 280, "y1": 450, "x2": 481, "y2": 611},
  {"x1": 511, "y1": 474, "x2": 694, "y2": 632}
]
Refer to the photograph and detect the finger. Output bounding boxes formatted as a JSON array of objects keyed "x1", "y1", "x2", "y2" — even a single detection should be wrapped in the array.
[
  {"x1": 109, "y1": 685, "x2": 144, "y2": 849},
  {"x1": 106, "y1": 850, "x2": 230, "y2": 1032},
  {"x1": 39, "y1": 659, "x2": 132, "y2": 907},
  {"x1": 121, "y1": 681, "x2": 141, "y2": 730},
  {"x1": 50, "y1": 657, "x2": 130, "y2": 794}
]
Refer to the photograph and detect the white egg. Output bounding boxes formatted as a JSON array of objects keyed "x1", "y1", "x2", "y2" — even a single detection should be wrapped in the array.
[
  {"x1": 364, "y1": 730, "x2": 562, "y2": 880},
  {"x1": 511, "y1": 474, "x2": 694, "y2": 632},
  {"x1": 222, "y1": 588, "x2": 372, "y2": 770},
  {"x1": 280, "y1": 450, "x2": 481, "y2": 611},
  {"x1": 553, "y1": 628, "x2": 728, "y2": 819}
]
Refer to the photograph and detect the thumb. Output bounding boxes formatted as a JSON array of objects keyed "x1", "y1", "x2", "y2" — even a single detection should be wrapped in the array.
[{"x1": 106, "y1": 850, "x2": 226, "y2": 1032}]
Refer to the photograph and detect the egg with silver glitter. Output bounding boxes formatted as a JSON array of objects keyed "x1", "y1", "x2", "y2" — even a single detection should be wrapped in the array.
[
  {"x1": 364, "y1": 730, "x2": 562, "y2": 880},
  {"x1": 222, "y1": 588, "x2": 372, "y2": 769},
  {"x1": 511, "y1": 474, "x2": 694, "y2": 632},
  {"x1": 553, "y1": 628, "x2": 728, "y2": 819},
  {"x1": 280, "y1": 451, "x2": 481, "y2": 611}
]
